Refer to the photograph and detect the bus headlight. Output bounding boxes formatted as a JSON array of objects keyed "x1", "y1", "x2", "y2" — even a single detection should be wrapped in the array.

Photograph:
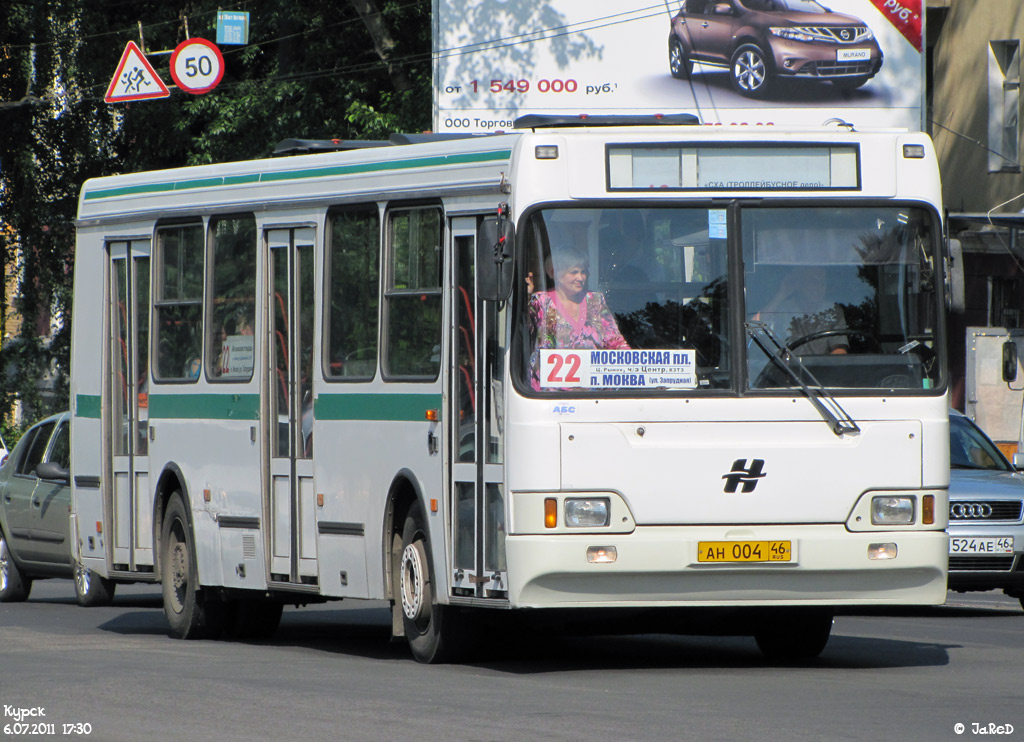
[
  {"x1": 564, "y1": 498, "x2": 610, "y2": 528},
  {"x1": 871, "y1": 495, "x2": 915, "y2": 525}
]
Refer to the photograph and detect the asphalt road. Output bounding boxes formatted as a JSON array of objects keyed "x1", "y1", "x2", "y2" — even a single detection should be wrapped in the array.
[{"x1": 1, "y1": 581, "x2": 1021, "y2": 742}]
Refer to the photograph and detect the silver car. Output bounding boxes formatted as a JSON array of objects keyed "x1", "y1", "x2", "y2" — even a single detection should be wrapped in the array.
[
  {"x1": 947, "y1": 410, "x2": 1024, "y2": 609},
  {"x1": 0, "y1": 411, "x2": 115, "y2": 605}
]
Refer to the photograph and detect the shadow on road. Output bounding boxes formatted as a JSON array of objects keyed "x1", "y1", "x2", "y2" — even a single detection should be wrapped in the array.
[
  {"x1": 91, "y1": 600, "x2": 964, "y2": 672},
  {"x1": 97, "y1": 604, "x2": 406, "y2": 661},
  {"x1": 442, "y1": 631, "x2": 954, "y2": 674},
  {"x1": 30, "y1": 590, "x2": 163, "y2": 609}
]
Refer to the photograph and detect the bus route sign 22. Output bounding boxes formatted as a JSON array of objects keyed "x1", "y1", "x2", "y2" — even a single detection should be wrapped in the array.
[
  {"x1": 169, "y1": 37, "x2": 224, "y2": 95},
  {"x1": 540, "y1": 349, "x2": 696, "y2": 389}
]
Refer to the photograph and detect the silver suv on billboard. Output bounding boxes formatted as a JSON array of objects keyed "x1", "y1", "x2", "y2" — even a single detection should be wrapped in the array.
[{"x1": 669, "y1": 0, "x2": 884, "y2": 98}]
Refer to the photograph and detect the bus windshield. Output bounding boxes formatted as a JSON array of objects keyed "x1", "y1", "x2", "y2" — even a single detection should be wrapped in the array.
[{"x1": 516, "y1": 205, "x2": 942, "y2": 394}]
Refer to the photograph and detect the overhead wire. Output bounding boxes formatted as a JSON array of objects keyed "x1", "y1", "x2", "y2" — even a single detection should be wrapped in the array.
[
  {"x1": 931, "y1": 119, "x2": 1024, "y2": 271},
  {"x1": 930, "y1": 119, "x2": 1022, "y2": 170}
]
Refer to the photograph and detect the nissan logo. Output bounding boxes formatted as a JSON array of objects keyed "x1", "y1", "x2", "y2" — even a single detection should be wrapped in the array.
[
  {"x1": 950, "y1": 503, "x2": 993, "y2": 518},
  {"x1": 839, "y1": 29, "x2": 852, "y2": 41}
]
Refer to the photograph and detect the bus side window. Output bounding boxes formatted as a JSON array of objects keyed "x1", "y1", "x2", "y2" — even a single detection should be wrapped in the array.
[
  {"x1": 154, "y1": 223, "x2": 204, "y2": 382},
  {"x1": 207, "y1": 215, "x2": 257, "y2": 381},
  {"x1": 325, "y1": 205, "x2": 381, "y2": 380},
  {"x1": 384, "y1": 206, "x2": 443, "y2": 379}
]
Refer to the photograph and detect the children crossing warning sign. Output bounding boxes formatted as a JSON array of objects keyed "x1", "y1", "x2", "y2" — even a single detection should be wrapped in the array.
[{"x1": 104, "y1": 41, "x2": 170, "y2": 103}]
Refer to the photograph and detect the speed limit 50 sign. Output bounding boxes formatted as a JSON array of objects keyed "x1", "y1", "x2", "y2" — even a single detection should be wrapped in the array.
[{"x1": 169, "y1": 38, "x2": 224, "y2": 95}]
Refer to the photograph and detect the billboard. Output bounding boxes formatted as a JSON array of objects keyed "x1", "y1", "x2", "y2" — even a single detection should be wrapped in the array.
[{"x1": 433, "y1": 0, "x2": 924, "y2": 132}]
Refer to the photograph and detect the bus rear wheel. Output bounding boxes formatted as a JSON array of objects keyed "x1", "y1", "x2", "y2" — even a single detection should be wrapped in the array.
[
  {"x1": 399, "y1": 502, "x2": 464, "y2": 663},
  {"x1": 754, "y1": 608, "x2": 833, "y2": 661},
  {"x1": 161, "y1": 492, "x2": 224, "y2": 639}
]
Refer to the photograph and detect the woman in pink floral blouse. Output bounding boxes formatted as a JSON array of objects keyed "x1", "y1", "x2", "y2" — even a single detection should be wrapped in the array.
[{"x1": 527, "y1": 246, "x2": 629, "y2": 389}]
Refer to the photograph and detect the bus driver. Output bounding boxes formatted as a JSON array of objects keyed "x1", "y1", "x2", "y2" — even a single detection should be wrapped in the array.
[{"x1": 752, "y1": 265, "x2": 850, "y2": 355}]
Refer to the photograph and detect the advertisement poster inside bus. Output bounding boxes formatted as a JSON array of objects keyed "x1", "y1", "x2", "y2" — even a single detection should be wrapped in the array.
[{"x1": 432, "y1": 0, "x2": 923, "y2": 133}]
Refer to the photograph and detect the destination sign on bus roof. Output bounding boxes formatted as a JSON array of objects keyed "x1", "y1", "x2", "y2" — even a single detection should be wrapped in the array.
[{"x1": 607, "y1": 144, "x2": 860, "y2": 191}]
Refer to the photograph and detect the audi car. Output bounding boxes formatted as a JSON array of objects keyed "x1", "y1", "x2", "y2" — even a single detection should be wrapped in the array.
[
  {"x1": 947, "y1": 410, "x2": 1024, "y2": 609},
  {"x1": 0, "y1": 411, "x2": 116, "y2": 606},
  {"x1": 668, "y1": 0, "x2": 884, "y2": 98}
]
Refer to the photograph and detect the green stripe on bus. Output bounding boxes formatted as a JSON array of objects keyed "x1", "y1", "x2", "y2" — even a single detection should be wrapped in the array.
[
  {"x1": 148, "y1": 393, "x2": 261, "y2": 420},
  {"x1": 74, "y1": 392, "x2": 437, "y2": 422},
  {"x1": 75, "y1": 394, "x2": 102, "y2": 419},
  {"x1": 223, "y1": 174, "x2": 260, "y2": 186},
  {"x1": 84, "y1": 182, "x2": 174, "y2": 199},
  {"x1": 314, "y1": 393, "x2": 441, "y2": 422},
  {"x1": 259, "y1": 151, "x2": 511, "y2": 183},
  {"x1": 83, "y1": 150, "x2": 512, "y2": 201}
]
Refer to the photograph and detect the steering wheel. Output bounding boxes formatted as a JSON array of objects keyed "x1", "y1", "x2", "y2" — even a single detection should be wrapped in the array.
[{"x1": 785, "y1": 328, "x2": 879, "y2": 353}]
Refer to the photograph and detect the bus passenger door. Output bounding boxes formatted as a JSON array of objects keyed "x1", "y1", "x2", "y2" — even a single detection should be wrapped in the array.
[
  {"x1": 450, "y1": 218, "x2": 507, "y2": 599},
  {"x1": 266, "y1": 228, "x2": 318, "y2": 585},
  {"x1": 107, "y1": 240, "x2": 151, "y2": 569}
]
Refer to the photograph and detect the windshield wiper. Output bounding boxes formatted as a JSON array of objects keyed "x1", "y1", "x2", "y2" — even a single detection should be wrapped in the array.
[{"x1": 746, "y1": 321, "x2": 861, "y2": 437}]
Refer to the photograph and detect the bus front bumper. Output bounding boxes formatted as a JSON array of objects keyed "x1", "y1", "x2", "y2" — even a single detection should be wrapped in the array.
[{"x1": 503, "y1": 524, "x2": 948, "y2": 609}]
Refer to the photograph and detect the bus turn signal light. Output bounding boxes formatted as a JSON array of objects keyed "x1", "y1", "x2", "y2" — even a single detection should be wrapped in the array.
[
  {"x1": 544, "y1": 498, "x2": 557, "y2": 528},
  {"x1": 922, "y1": 494, "x2": 935, "y2": 525}
]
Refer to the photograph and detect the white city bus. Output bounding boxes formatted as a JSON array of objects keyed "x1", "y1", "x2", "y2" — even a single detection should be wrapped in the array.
[{"x1": 70, "y1": 115, "x2": 950, "y2": 662}]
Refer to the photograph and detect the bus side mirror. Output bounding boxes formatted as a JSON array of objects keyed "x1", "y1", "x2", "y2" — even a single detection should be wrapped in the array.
[
  {"x1": 477, "y1": 207, "x2": 515, "y2": 302},
  {"x1": 946, "y1": 238, "x2": 965, "y2": 313},
  {"x1": 1003, "y1": 340, "x2": 1018, "y2": 383}
]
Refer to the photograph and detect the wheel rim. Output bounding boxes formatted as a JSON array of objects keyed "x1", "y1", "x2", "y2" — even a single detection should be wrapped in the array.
[
  {"x1": 734, "y1": 50, "x2": 765, "y2": 92},
  {"x1": 400, "y1": 539, "x2": 431, "y2": 631},
  {"x1": 75, "y1": 563, "x2": 90, "y2": 597},
  {"x1": 0, "y1": 537, "x2": 9, "y2": 593},
  {"x1": 670, "y1": 43, "x2": 681, "y2": 75},
  {"x1": 167, "y1": 521, "x2": 189, "y2": 614}
]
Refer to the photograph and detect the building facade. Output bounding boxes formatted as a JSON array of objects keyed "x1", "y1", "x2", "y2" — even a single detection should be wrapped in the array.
[{"x1": 928, "y1": 0, "x2": 1024, "y2": 433}]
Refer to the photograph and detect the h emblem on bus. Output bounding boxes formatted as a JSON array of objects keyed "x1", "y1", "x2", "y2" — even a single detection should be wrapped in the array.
[{"x1": 722, "y1": 459, "x2": 767, "y2": 493}]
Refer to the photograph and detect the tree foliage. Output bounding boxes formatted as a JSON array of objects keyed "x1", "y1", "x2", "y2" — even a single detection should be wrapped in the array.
[{"x1": 0, "y1": 0, "x2": 431, "y2": 428}]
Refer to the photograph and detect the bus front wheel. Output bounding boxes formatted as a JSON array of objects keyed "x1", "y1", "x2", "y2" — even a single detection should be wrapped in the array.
[
  {"x1": 399, "y1": 502, "x2": 464, "y2": 663},
  {"x1": 161, "y1": 492, "x2": 224, "y2": 639}
]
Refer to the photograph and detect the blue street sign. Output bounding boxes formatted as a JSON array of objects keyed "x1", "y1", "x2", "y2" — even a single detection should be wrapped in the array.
[{"x1": 216, "y1": 11, "x2": 250, "y2": 45}]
